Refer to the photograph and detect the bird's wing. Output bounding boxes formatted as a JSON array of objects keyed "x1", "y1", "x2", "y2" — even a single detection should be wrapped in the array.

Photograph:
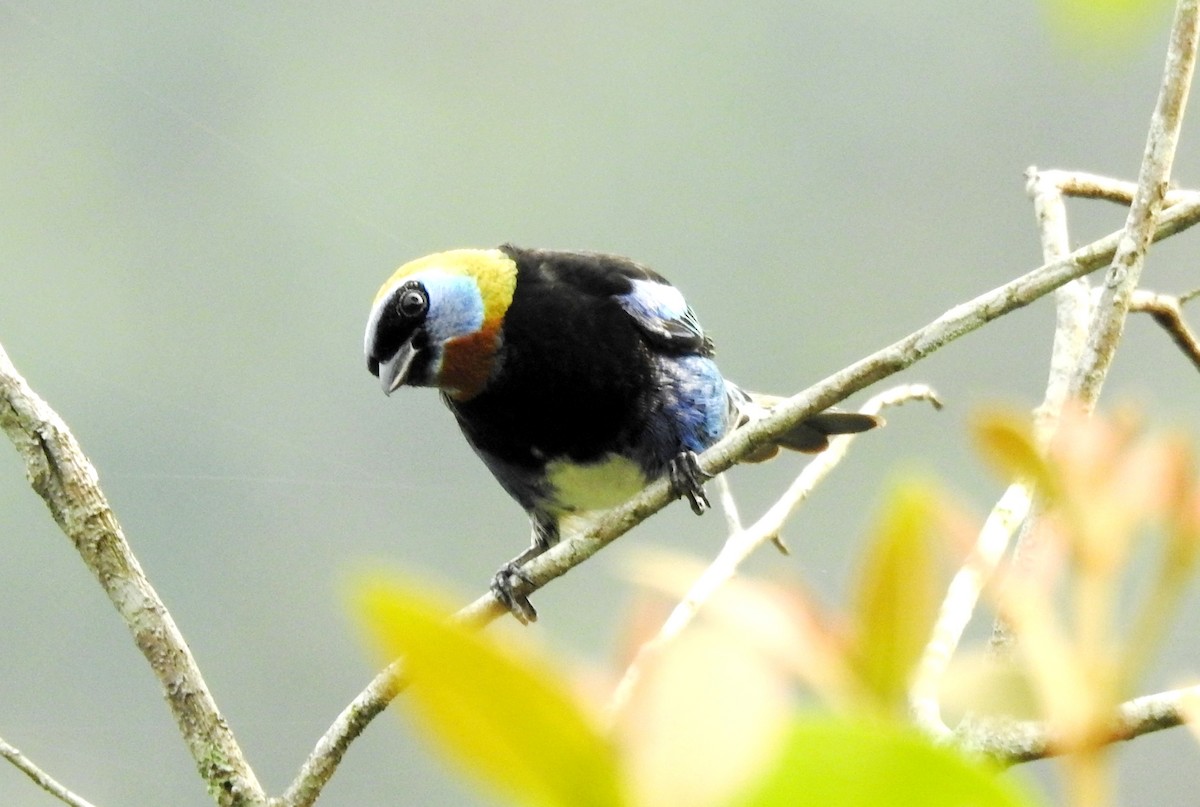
[
  {"x1": 615, "y1": 275, "x2": 712, "y2": 355},
  {"x1": 501, "y1": 245, "x2": 713, "y2": 355}
]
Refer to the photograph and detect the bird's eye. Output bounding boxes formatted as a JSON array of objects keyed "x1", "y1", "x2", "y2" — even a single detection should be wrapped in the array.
[{"x1": 396, "y1": 286, "x2": 428, "y2": 319}]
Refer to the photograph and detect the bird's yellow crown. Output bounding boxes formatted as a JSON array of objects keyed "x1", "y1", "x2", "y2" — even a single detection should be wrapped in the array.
[
  {"x1": 370, "y1": 248, "x2": 519, "y2": 399},
  {"x1": 374, "y1": 248, "x2": 518, "y2": 325}
]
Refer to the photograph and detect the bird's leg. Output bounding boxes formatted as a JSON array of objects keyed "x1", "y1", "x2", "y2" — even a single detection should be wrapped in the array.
[
  {"x1": 491, "y1": 515, "x2": 558, "y2": 624},
  {"x1": 668, "y1": 450, "x2": 711, "y2": 515}
]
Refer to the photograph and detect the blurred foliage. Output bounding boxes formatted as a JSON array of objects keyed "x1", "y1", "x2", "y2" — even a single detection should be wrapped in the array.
[
  {"x1": 358, "y1": 574, "x2": 1043, "y2": 807},
  {"x1": 356, "y1": 403, "x2": 1200, "y2": 807},
  {"x1": 355, "y1": 480, "x2": 1041, "y2": 806},
  {"x1": 850, "y1": 481, "x2": 946, "y2": 718},
  {"x1": 1042, "y1": 0, "x2": 1176, "y2": 51},
  {"x1": 357, "y1": 578, "x2": 623, "y2": 807},
  {"x1": 966, "y1": 406, "x2": 1200, "y2": 757},
  {"x1": 731, "y1": 719, "x2": 1035, "y2": 807}
]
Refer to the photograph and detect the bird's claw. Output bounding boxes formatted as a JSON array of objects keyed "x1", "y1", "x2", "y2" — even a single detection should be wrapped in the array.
[
  {"x1": 668, "y1": 451, "x2": 711, "y2": 515},
  {"x1": 491, "y1": 562, "x2": 538, "y2": 624}
]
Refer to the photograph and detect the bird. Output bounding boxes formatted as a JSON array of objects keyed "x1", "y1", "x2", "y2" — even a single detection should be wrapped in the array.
[{"x1": 364, "y1": 245, "x2": 880, "y2": 622}]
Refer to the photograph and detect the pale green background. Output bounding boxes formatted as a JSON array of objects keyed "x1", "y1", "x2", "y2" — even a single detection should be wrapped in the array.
[{"x1": 2, "y1": 3, "x2": 1199, "y2": 806}]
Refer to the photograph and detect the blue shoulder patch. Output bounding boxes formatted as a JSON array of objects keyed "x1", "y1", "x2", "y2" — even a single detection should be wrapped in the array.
[{"x1": 617, "y1": 279, "x2": 710, "y2": 354}]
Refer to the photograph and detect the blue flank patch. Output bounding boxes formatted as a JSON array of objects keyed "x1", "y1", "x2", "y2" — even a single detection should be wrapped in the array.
[
  {"x1": 630, "y1": 354, "x2": 730, "y2": 476},
  {"x1": 420, "y1": 272, "x2": 485, "y2": 343}
]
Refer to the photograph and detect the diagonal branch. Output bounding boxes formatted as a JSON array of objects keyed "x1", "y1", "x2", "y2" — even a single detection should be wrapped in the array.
[
  {"x1": 0, "y1": 346, "x2": 266, "y2": 807},
  {"x1": 1130, "y1": 287, "x2": 1200, "y2": 372},
  {"x1": 11, "y1": 189, "x2": 1200, "y2": 807},
  {"x1": 275, "y1": 660, "x2": 406, "y2": 807},
  {"x1": 491, "y1": 192, "x2": 1200, "y2": 626},
  {"x1": 281, "y1": 193, "x2": 1200, "y2": 806},
  {"x1": 1033, "y1": 168, "x2": 1200, "y2": 209},
  {"x1": 0, "y1": 734, "x2": 99, "y2": 807},
  {"x1": 958, "y1": 684, "x2": 1200, "y2": 765}
]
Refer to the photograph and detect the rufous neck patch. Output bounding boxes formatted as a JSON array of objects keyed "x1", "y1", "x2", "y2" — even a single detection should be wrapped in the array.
[{"x1": 376, "y1": 249, "x2": 516, "y2": 399}]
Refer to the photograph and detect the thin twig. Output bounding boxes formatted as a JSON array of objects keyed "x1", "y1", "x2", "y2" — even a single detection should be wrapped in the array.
[
  {"x1": 276, "y1": 661, "x2": 406, "y2": 807},
  {"x1": 1069, "y1": 0, "x2": 1199, "y2": 407},
  {"x1": 987, "y1": 168, "x2": 1097, "y2": 657},
  {"x1": 980, "y1": 0, "x2": 1199, "y2": 740},
  {"x1": 0, "y1": 346, "x2": 266, "y2": 807},
  {"x1": 958, "y1": 683, "x2": 1200, "y2": 765},
  {"x1": 1034, "y1": 168, "x2": 1200, "y2": 208},
  {"x1": 911, "y1": 481, "x2": 1033, "y2": 737},
  {"x1": 714, "y1": 474, "x2": 746, "y2": 544},
  {"x1": 963, "y1": 1, "x2": 1200, "y2": 771},
  {"x1": 1130, "y1": 287, "x2": 1200, "y2": 372},
  {"x1": 0, "y1": 734, "x2": 99, "y2": 807},
  {"x1": 1026, "y1": 167, "x2": 1095, "y2": 443},
  {"x1": 605, "y1": 385, "x2": 940, "y2": 724}
]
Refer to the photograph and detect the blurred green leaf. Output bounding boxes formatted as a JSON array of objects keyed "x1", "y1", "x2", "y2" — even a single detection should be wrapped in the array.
[
  {"x1": 1042, "y1": 0, "x2": 1173, "y2": 51},
  {"x1": 851, "y1": 481, "x2": 943, "y2": 716},
  {"x1": 938, "y1": 649, "x2": 1044, "y2": 723},
  {"x1": 730, "y1": 718, "x2": 1042, "y2": 807},
  {"x1": 973, "y1": 412, "x2": 1059, "y2": 499},
  {"x1": 1163, "y1": 436, "x2": 1200, "y2": 573},
  {"x1": 356, "y1": 577, "x2": 625, "y2": 807}
]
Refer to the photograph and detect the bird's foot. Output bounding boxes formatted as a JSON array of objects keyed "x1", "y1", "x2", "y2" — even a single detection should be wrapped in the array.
[
  {"x1": 489, "y1": 518, "x2": 556, "y2": 625},
  {"x1": 491, "y1": 562, "x2": 538, "y2": 625},
  {"x1": 668, "y1": 451, "x2": 711, "y2": 515}
]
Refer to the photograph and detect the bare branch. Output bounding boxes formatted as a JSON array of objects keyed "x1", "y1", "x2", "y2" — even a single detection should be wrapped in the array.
[
  {"x1": 960, "y1": 4, "x2": 1200, "y2": 766},
  {"x1": 911, "y1": 481, "x2": 1032, "y2": 737},
  {"x1": 1026, "y1": 167, "x2": 1095, "y2": 441},
  {"x1": 992, "y1": 35, "x2": 1200, "y2": 663},
  {"x1": 1033, "y1": 168, "x2": 1200, "y2": 208},
  {"x1": 714, "y1": 473, "x2": 746, "y2": 542},
  {"x1": 0, "y1": 734, "x2": 98, "y2": 807},
  {"x1": 277, "y1": 661, "x2": 406, "y2": 807},
  {"x1": 1130, "y1": 287, "x2": 1200, "y2": 372},
  {"x1": 986, "y1": 168, "x2": 1096, "y2": 657},
  {"x1": 1069, "y1": 0, "x2": 1199, "y2": 407},
  {"x1": 0, "y1": 346, "x2": 266, "y2": 807},
  {"x1": 958, "y1": 684, "x2": 1200, "y2": 765}
]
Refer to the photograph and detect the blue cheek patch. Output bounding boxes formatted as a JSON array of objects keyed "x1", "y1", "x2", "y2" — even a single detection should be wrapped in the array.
[{"x1": 421, "y1": 273, "x2": 485, "y2": 342}]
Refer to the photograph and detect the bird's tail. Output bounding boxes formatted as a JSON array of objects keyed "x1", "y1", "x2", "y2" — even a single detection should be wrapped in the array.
[{"x1": 727, "y1": 385, "x2": 882, "y2": 462}]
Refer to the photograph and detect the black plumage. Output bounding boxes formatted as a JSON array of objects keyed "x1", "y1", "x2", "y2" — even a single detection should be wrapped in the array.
[{"x1": 364, "y1": 246, "x2": 880, "y2": 621}]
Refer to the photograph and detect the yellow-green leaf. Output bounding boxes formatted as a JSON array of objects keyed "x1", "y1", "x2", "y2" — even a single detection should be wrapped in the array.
[
  {"x1": 973, "y1": 412, "x2": 1059, "y2": 499},
  {"x1": 614, "y1": 622, "x2": 792, "y2": 807},
  {"x1": 729, "y1": 718, "x2": 1042, "y2": 807},
  {"x1": 1041, "y1": 0, "x2": 1173, "y2": 52},
  {"x1": 355, "y1": 576, "x2": 625, "y2": 807},
  {"x1": 851, "y1": 481, "x2": 942, "y2": 716}
]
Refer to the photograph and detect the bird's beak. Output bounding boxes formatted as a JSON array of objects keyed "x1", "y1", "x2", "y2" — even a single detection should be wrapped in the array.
[{"x1": 378, "y1": 337, "x2": 420, "y2": 396}]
